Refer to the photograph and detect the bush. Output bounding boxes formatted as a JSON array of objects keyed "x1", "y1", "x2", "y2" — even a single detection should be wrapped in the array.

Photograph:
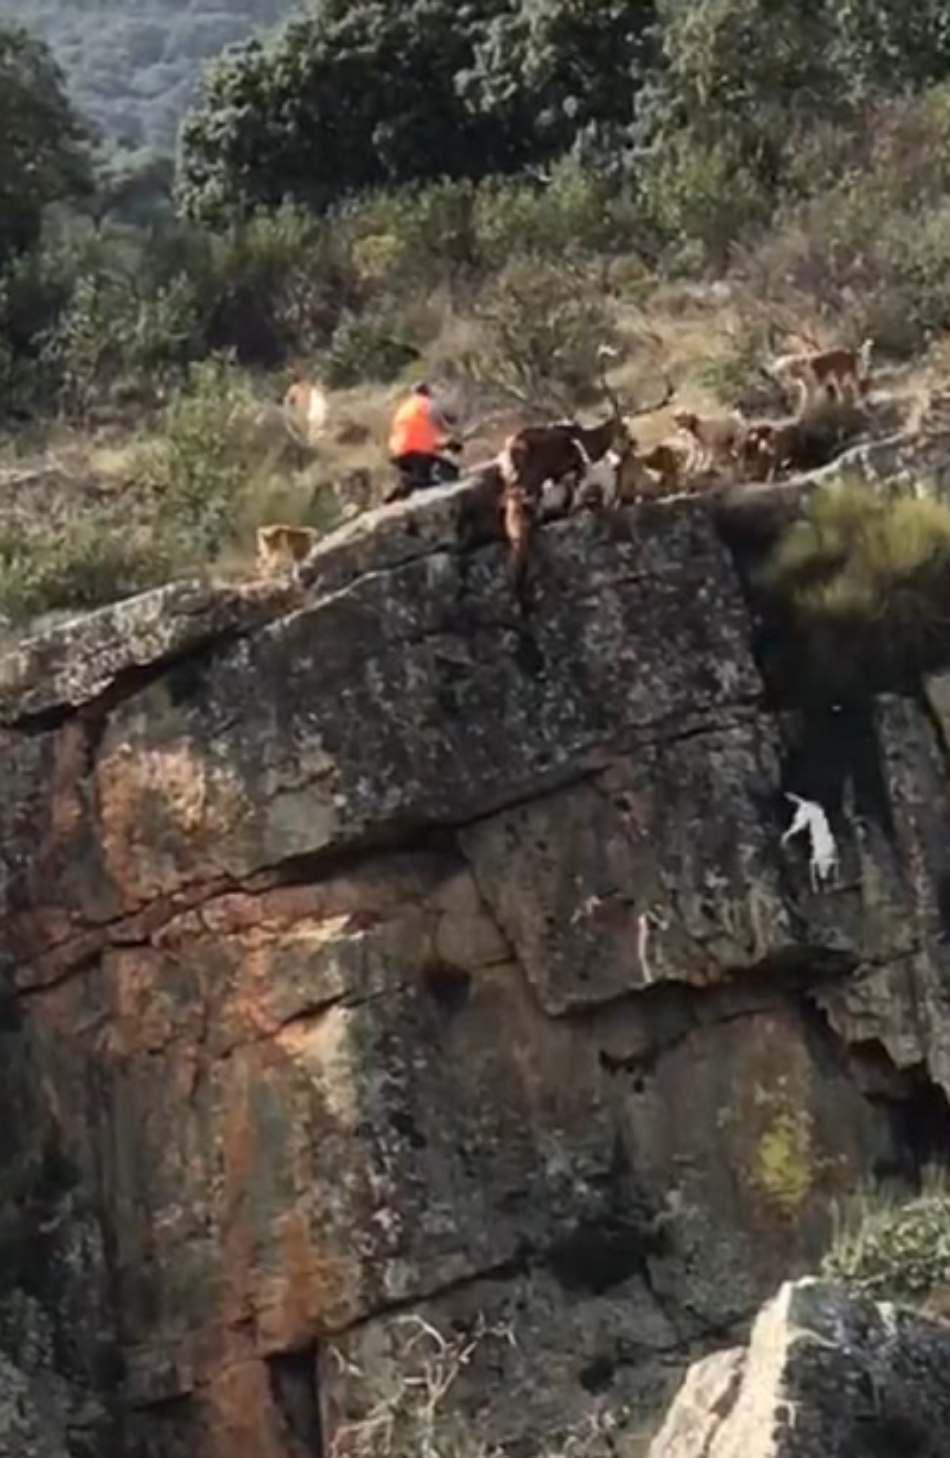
[
  {"x1": 823, "y1": 1171, "x2": 950, "y2": 1306},
  {"x1": 0, "y1": 511, "x2": 173, "y2": 623},
  {"x1": 322, "y1": 314, "x2": 421, "y2": 389},
  {"x1": 639, "y1": 135, "x2": 774, "y2": 273},
  {"x1": 739, "y1": 84, "x2": 950, "y2": 358},
  {"x1": 136, "y1": 353, "x2": 290, "y2": 558},
  {"x1": 465, "y1": 256, "x2": 620, "y2": 413},
  {"x1": 694, "y1": 310, "x2": 785, "y2": 411},
  {"x1": 0, "y1": 352, "x2": 336, "y2": 623},
  {"x1": 760, "y1": 478, "x2": 950, "y2": 632},
  {"x1": 754, "y1": 476, "x2": 950, "y2": 697}
]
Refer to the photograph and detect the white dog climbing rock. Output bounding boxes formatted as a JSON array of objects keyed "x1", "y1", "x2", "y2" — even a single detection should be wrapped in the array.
[{"x1": 781, "y1": 792, "x2": 840, "y2": 891}]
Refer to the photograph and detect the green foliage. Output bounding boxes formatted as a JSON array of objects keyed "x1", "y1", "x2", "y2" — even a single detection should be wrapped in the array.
[
  {"x1": 468, "y1": 256, "x2": 619, "y2": 411},
  {"x1": 0, "y1": 24, "x2": 92, "y2": 269},
  {"x1": 0, "y1": 0, "x2": 293, "y2": 153},
  {"x1": 762, "y1": 478, "x2": 950, "y2": 624},
  {"x1": 635, "y1": 0, "x2": 950, "y2": 265},
  {"x1": 0, "y1": 353, "x2": 323, "y2": 622},
  {"x1": 462, "y1": 0, "x2": 658, "y2": 166},
  {"x1": 0, "y1": 510, "x2": 172, "y2": 623},
  {"x1": 11, "y1": 0, "x2": 950, "y2": 434},
  {"x1": 323, "y1": 315, "x2": 421, "y2": 390},
  {"x1": 756, "y1": 477, "x2": 950, "y2": 694},
  {"x1": 176, "y1": 1, "x2": 505, "y2": 225},
  {"x1": 823, "y1": 1171, "x2": 950, "y2": 1305},
  {"x1": 743, "y1": 83, "x2": 950, "y2": 357},
  {"x1": 135, "y1": 353, "x2": 274, "y2": 558},
  {"x1": 176, "y1": 0, "x2": 659, "y2": 224},
  {"x1": 638, "y1": 135, "x2": 772, "y2": 272}
]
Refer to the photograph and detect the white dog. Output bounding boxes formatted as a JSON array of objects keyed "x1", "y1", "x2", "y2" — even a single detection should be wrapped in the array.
[{"x1": 781, "y1": 792, "x2": 840, "y2": 891}]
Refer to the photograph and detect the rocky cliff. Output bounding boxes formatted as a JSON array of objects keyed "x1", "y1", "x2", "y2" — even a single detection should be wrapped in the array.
[
  {"x1": 650, "y1": 1276, "x2": 950, "y2": 1457},
  {"x1": 3, "y1": 451, "x2": 950, "y2": 1457}
]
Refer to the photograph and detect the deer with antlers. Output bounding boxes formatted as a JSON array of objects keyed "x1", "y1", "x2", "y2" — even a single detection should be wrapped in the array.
[{"x1": 495, "y1": 348, "x2": 675, "y2": 588}]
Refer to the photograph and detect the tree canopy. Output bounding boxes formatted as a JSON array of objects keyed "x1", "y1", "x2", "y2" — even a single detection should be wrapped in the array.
[
  {"x1": 0, "y1": 24, "x2": 92, "y2": 267},
  {"x1": 176, "y1": 0, "x2": 658, "y2": 224}
]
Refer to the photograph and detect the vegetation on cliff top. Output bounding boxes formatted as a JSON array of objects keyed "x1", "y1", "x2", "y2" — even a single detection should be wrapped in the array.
[
  {"x1": 824, "y1": 1170, "x2": 950, "y2": 1314},
  {"x1": 753, "y1": 478, "x2": 950, "y2": 698},
  {"x1": 4, "y1": 1, "x2": 950, "y2": 620}
]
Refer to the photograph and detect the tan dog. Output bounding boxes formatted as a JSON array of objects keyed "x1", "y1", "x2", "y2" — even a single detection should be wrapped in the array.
[
  {"x1": 256, "y1": 523, "x2": 319, "y2": 579},
  {"x1": 671, "y1": 408, "x2": 747, "y2": 474}
]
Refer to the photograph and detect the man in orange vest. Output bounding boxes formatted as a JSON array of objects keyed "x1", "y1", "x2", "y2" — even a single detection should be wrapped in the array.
[{"x1": 385, "y1": 381, "x2": 461, "y2": 502}]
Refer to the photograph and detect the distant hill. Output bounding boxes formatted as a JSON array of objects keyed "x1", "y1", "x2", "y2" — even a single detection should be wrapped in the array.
[{"x1": 0, "y1": 0, "x2": 300, "y2": 153}]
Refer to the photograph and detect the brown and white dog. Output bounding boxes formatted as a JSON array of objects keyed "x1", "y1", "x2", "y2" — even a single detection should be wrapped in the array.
[
  {"x1": 671, "y1": 408, "x2": 748, "y2": 474},
  {"x1": 769, "y1": 339, "x2": 873, "y2": 411},
  {"x1": 739, "y1": 418, "x2": 809, "y2": 482}
]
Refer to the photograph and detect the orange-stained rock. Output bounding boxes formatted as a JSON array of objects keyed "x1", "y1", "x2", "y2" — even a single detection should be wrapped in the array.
[{"x1": 3, "y1": 475, "x2": 950, "y2": 1457}]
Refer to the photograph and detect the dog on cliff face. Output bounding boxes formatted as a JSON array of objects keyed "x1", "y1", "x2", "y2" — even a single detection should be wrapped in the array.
[{"x1": 781, "y1": 792, "x2": 839, "y2": 891}]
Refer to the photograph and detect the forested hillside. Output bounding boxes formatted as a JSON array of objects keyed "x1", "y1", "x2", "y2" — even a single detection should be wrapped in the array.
[
  {"x1": 4, "y1": 0, "x2": 950, "y2": 627},
  {"x1": 0, "y1": 0, "x2": 297, "y2": 149}
]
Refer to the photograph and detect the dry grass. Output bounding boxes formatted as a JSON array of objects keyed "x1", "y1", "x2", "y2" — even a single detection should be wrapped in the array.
[
  {"x1": 327, "y1": 1313, "x2": 660, "y2": 1458},
  {"x1": 0, "y1": 284, "x2": 932, "y2": 629}
]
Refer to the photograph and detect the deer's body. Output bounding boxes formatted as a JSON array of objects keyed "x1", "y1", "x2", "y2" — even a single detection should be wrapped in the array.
[{"x1": 495, "y1": 358, "x2": 675, "y2": 585}]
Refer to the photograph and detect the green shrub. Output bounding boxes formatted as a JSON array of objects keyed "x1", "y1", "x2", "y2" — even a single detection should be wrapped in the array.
[
  {"x1": 139, "y1": 353, "x2": 300, "y2": 555},
  {"x1": 322, "y1": 313, "x2": 421, "y2": 389},
  {"x1": 741, "y1": 84, "x2": 950, "y2": 358},
  {"x1": 823, "y1": 1171, "x2": 950, "y2": 1305},
  {"x1": 754, "y1": 477, "x2": 950, "y2": 697},
  {"x1": 694, "y1": 312, "x2": 784, "y2": 411},
  {"x1": 191, "y1": 205, "x2": 363, "y2": 366},
  {"x1": 471, "y1": 160, "x2": 633, "y2": 271},
  {"x1": 466, "y1": 256, "x2": 619, "y2": 413},
  {"x1": 760, "y1": 478, "x2": 950, "y2": 633},
  {"x1": 0, "y1": 511, "x2": 173, "y2": 623},
  {"x1": 639, "y1": 135, "x2": 774, "y2": 273}
]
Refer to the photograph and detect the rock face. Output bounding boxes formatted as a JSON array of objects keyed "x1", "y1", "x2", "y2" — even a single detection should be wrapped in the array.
[
  {"x1": 648, "y1": 1276, "x2": 950, "y2": 1457},
  {"x1": 3, "y1": 462, "x2": 950, "y2": 1455}
]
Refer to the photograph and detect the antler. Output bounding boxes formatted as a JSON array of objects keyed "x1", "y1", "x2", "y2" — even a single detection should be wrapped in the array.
[
  {"x1": 596, "y1": 343, "x2": 624, "y2": 421},
  {"x1": 627, "y1": 370, "x2": 676, "y2": 419}
]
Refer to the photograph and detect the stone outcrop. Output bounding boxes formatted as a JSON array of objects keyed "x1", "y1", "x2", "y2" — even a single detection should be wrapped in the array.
[
  {"x1": 3, "y1": 454, "x2": 950, "y2": 1456},
  {"x1": 649, "y1": 1276, "x2": 950, "y2": 1457}
]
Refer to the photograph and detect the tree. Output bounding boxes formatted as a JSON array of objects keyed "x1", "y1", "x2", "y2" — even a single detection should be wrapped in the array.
[
  {"x1": 828, "y1": 1, "x2": 950, "y2": 101},
  {"x1": 0, "y1": 25, "x2": 93, "y2": 269},
  {"x1": 461, "y1": 0, "x2": 658, "y2": 169},
  {"x1": 635, "y1": 0, "x2": 846, "y2": 192},
  {"x1": 177, "y1": 0, "x2": 517, "y2": 225},
  {"x1": 635, "y1": 0, "x2": 950, "y2": 206},
  {"x1": 175, "y1": 0, "x2": 659, "y2": 224}
]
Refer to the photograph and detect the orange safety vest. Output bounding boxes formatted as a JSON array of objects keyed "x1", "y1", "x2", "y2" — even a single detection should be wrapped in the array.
[{"x1": 388, "y1": 395, "x2": 439, "y2": 457}]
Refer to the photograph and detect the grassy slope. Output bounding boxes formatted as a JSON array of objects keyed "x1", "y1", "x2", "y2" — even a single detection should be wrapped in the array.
[{"x1": 0, "y1": 279, "x2": 933, "y2": 573}]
